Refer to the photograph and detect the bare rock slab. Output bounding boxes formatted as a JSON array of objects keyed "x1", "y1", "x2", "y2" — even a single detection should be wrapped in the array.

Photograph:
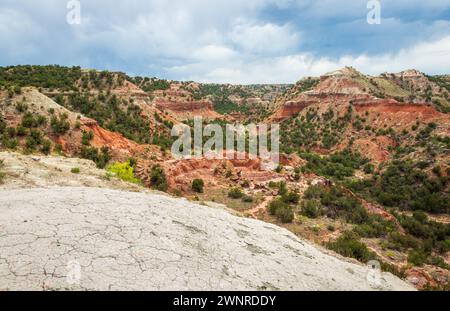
[{"x1": 0, "y1": 187, "x2": 415, "y2": 291}]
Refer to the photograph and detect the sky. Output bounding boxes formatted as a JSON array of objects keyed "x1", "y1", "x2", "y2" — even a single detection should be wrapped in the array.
[{"x1": 0, "y1": 0, "x2": 449, "y2": 84}]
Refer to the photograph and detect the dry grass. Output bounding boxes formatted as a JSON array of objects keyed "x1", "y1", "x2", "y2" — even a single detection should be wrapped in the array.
[
  {"x1": 0, "y1": 159, "x2": 5, "y2": 184},
  {"x1": 196, "y1": 187, "x2": 263, "y2": 212}
]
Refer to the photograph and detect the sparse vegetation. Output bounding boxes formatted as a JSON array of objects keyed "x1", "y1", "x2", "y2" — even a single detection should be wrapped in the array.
[
  {"x1": 0, "y1": 65, "x2": 82, "y2": 90},
  {"x1": 51, "y1": 114, "x2": 70, "y2": 134},
  {"x1": 149, "y1": 164, "x2": 168, "y2": 192},
  {"x1": 268, "y1": 198, "x2": 294, "y2": 223},
  {"x1": 228, "y1": 187, "x2": 244, "y2": 199},
  {"x1": 192, "y1": 178, "x2": 205, "y2": 193},
  {"x1": 300, "y1": 150, "x2": 369, "y2": 180},
  {"x1": 242, "y1": 195, "x2": 254, "y2": 203},
  {"x1": 0, "y1": 160, "x2": 5, "y2": 183},
  {"x1": 80, "y1": 146, "x2": 110, "y2": 169},
  {"x1": 327, "y1": 232, "x2": 376, "y2": 263},
  {"x1": 347, "y1": 160, "x2": 449, "y2": 214}
]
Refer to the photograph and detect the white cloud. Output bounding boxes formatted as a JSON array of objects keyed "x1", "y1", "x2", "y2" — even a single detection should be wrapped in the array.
[
  {"x1": 230, "y1": 22, "x2": 300, "y2": 55},
  {"x1": 0, "y1": 0, "x2": 449, "y2": 83},
  {"x1": 192, "y1": 45, "x2": 237, "y2": 62},
  {"x1": 169, "y1": 35, "x2": 450, "y2": 84}
]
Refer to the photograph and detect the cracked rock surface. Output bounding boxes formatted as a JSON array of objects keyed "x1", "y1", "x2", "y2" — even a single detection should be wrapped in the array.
[{"x1": 0, "y1": 187, "x2": 414, "y2": 291}]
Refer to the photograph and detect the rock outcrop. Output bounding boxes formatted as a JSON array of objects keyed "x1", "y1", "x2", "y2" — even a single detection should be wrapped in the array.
[{"x1": 0, "y1": 187, "x2": 415, "y2": 291}]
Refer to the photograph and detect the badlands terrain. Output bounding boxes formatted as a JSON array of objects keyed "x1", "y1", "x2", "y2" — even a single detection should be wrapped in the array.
[
  {"x1": 0, "y1": 65, "x2": 449, "y2": 290},
  {"x1": 0, "y1": 154, "x2": 413, "y2": 291}
]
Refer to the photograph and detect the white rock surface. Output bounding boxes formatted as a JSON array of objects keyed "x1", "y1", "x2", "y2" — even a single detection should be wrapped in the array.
[{"x1": 0, "y1": 187, "x2": 415, "y2": 291}]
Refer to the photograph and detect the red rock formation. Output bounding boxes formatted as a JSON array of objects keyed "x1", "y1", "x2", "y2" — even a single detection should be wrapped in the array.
[
  {"x1": 153, "y1": 97, "x2": 222, "y2": 120},
  {"x1": 270, "y1": 97, "x2": 318, "y2": 122},
  {"x1": 79, "y1": 118, "x2": 146, "y2": 158}
]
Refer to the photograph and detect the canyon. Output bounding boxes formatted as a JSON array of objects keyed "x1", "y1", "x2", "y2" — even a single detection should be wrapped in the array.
[{"x1": 0, "y1": 65, "x2": 449, "y2": 290}]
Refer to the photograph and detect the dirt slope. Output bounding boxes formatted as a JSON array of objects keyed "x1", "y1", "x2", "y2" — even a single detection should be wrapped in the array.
[{"x1": 0, "y1": 151, "x2": 144, "y2": 191}]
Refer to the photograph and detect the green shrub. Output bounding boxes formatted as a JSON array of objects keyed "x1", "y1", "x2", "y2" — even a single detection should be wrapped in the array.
[
  {"x1": 149, "y1": 164, "x2": 168, "y2": 192},
  {"x1": 16, "y1": 126, "x2": 27, "y2": 136},
  {"x1": 0, "y1": 160, "x2": 5, "y2": 184},
  {"x1": 242, "y1": 195, "x2": 254, "y2": 203},
  {"x1": 25, "y1": 136, "x2": 37, "y2": 152},
  {"x1": 128, "y1": 157, "x2": 137, "y2": 168},
  {"x1": 363, "y1": 163, "x2": 375, "y2": 174},
  {"x1": 0, "y1": 117, "x2": 6, "y2": 134},
  {"x1": 278, "y1": 181, "x2": 288, "y2": 196},
  {"x1": 408, "y1": 249, "x2": 428, "y2": 267},
  {"x1": 96, "y1": 147, "x2": 110, "y2": 169},
  {"x1": 36, "y1": 115, "x2": 47, "y2": 127},
  {"x1": 80, "y1": 146, "x2": 110, "y2": 169},
  {"x1": 268, "y1": 198, "x2": 294, "y2": 223},
  {"x1": 282, "y1": 191, "x2": 300, "y2": 204},
  {"x1": 6, "y1": 127, "x2": 16, "y2": 138},
  {"x1": 30, "y1": 129, "x2": 42, "y2": 144},
  {"x1": 107, "y1": 161, "x2": 141, "y2": 184},
  {"x1": 41, "y1": 139, "x2": 52, "y2": 155},
  {"x1": 300, "y1": 150, "x2": 369, "y2": 180},
  {"x1": 55, "y1": 144, "x2": 63, "y2": 154},
  {"x1": 82, "y1": 131, "x2": 94, "y2": 146},
  {"x1": 51, "y1": 114, "x2": 70, "y2": 134},
  {"x1": 192, "y1": 179, "x2": 205, "y2": 193},
  {"x1": 395, "y1": 213, "x2": 450, "y2": 254},
  {"x1": 268, "y1": 198, "x2": 285, "y2": 215},
  {"x1": 5, "y1": 138, "x2": 18, "y2": 150},
  {"x1": 276, "y1": 205, "x2": 294, "y2": 223},
  {"x1": 301, "y1": 200, "x2": 322, "y2": 218},
  {"x1": 71, "y1": 167, "x2": 80, "y2": 174},
  {"x1": 268, "y1": 181, "x2": 278, "y2": 189},
  {"x1": 15, "y1": 102, "x2": 28, "y2": 113},
  {"x1": 21, "y1": 113, "x2": 37, "y2": 128},
  {"x1": 307, "y1": 185, "x2": 368, "y2": 224},
  {"x1": 387, "y1": 232, "x2": 419, "y2": 251},
  {"x1": 228, "y1": 187, "x2": 244, "y2": 199},
  {"x1": 354, "y1": 215, "x2": 396, "y2": 238},
  {"x1": 327, "y1": 232, "x2": 375, "y2": 263},
  {"x1": 303, "y1": 185, "x2": 324, "y2": 199}
]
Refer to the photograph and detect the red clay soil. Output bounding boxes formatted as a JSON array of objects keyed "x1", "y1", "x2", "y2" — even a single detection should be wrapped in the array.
[
  {"x1": 112, "y1": 80, "x2": 147, "y2": 96},
  {"x1": 351, "y1": 136, "x2": 396, "y2": 163},
  {"x1": 354, "y1": 100, "x2": 447, "y2": 126},
  {"x1": 405, "y1": 266, "x2": 450, "y2": 290},
  {"x1": 80, "y1": 118, "x2": 146, "y2": 158},
  {"x1": 154, "y1": 97, "x2": 222, "y2": 120}
]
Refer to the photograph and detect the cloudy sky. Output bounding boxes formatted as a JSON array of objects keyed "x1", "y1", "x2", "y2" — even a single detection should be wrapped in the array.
[{"x1": 1, "y1": 0, "x2": 450, "y2": 83}]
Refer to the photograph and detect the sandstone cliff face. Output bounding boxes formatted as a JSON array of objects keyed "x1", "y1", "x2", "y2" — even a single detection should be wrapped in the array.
[
  {"x1": 0, "y1": 186, "x2": 415, "y2": 291},
  {"x1": 154, "y1": 97, "x2": 221, "y2": 120},
  {"x1": 388, "y1": 69, "x2": 442, "y2": 94}
]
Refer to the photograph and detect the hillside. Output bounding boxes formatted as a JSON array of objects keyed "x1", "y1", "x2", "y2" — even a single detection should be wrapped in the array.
[{"x1": 273, "y1": 67, "x2": 449, "y2": 165}]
